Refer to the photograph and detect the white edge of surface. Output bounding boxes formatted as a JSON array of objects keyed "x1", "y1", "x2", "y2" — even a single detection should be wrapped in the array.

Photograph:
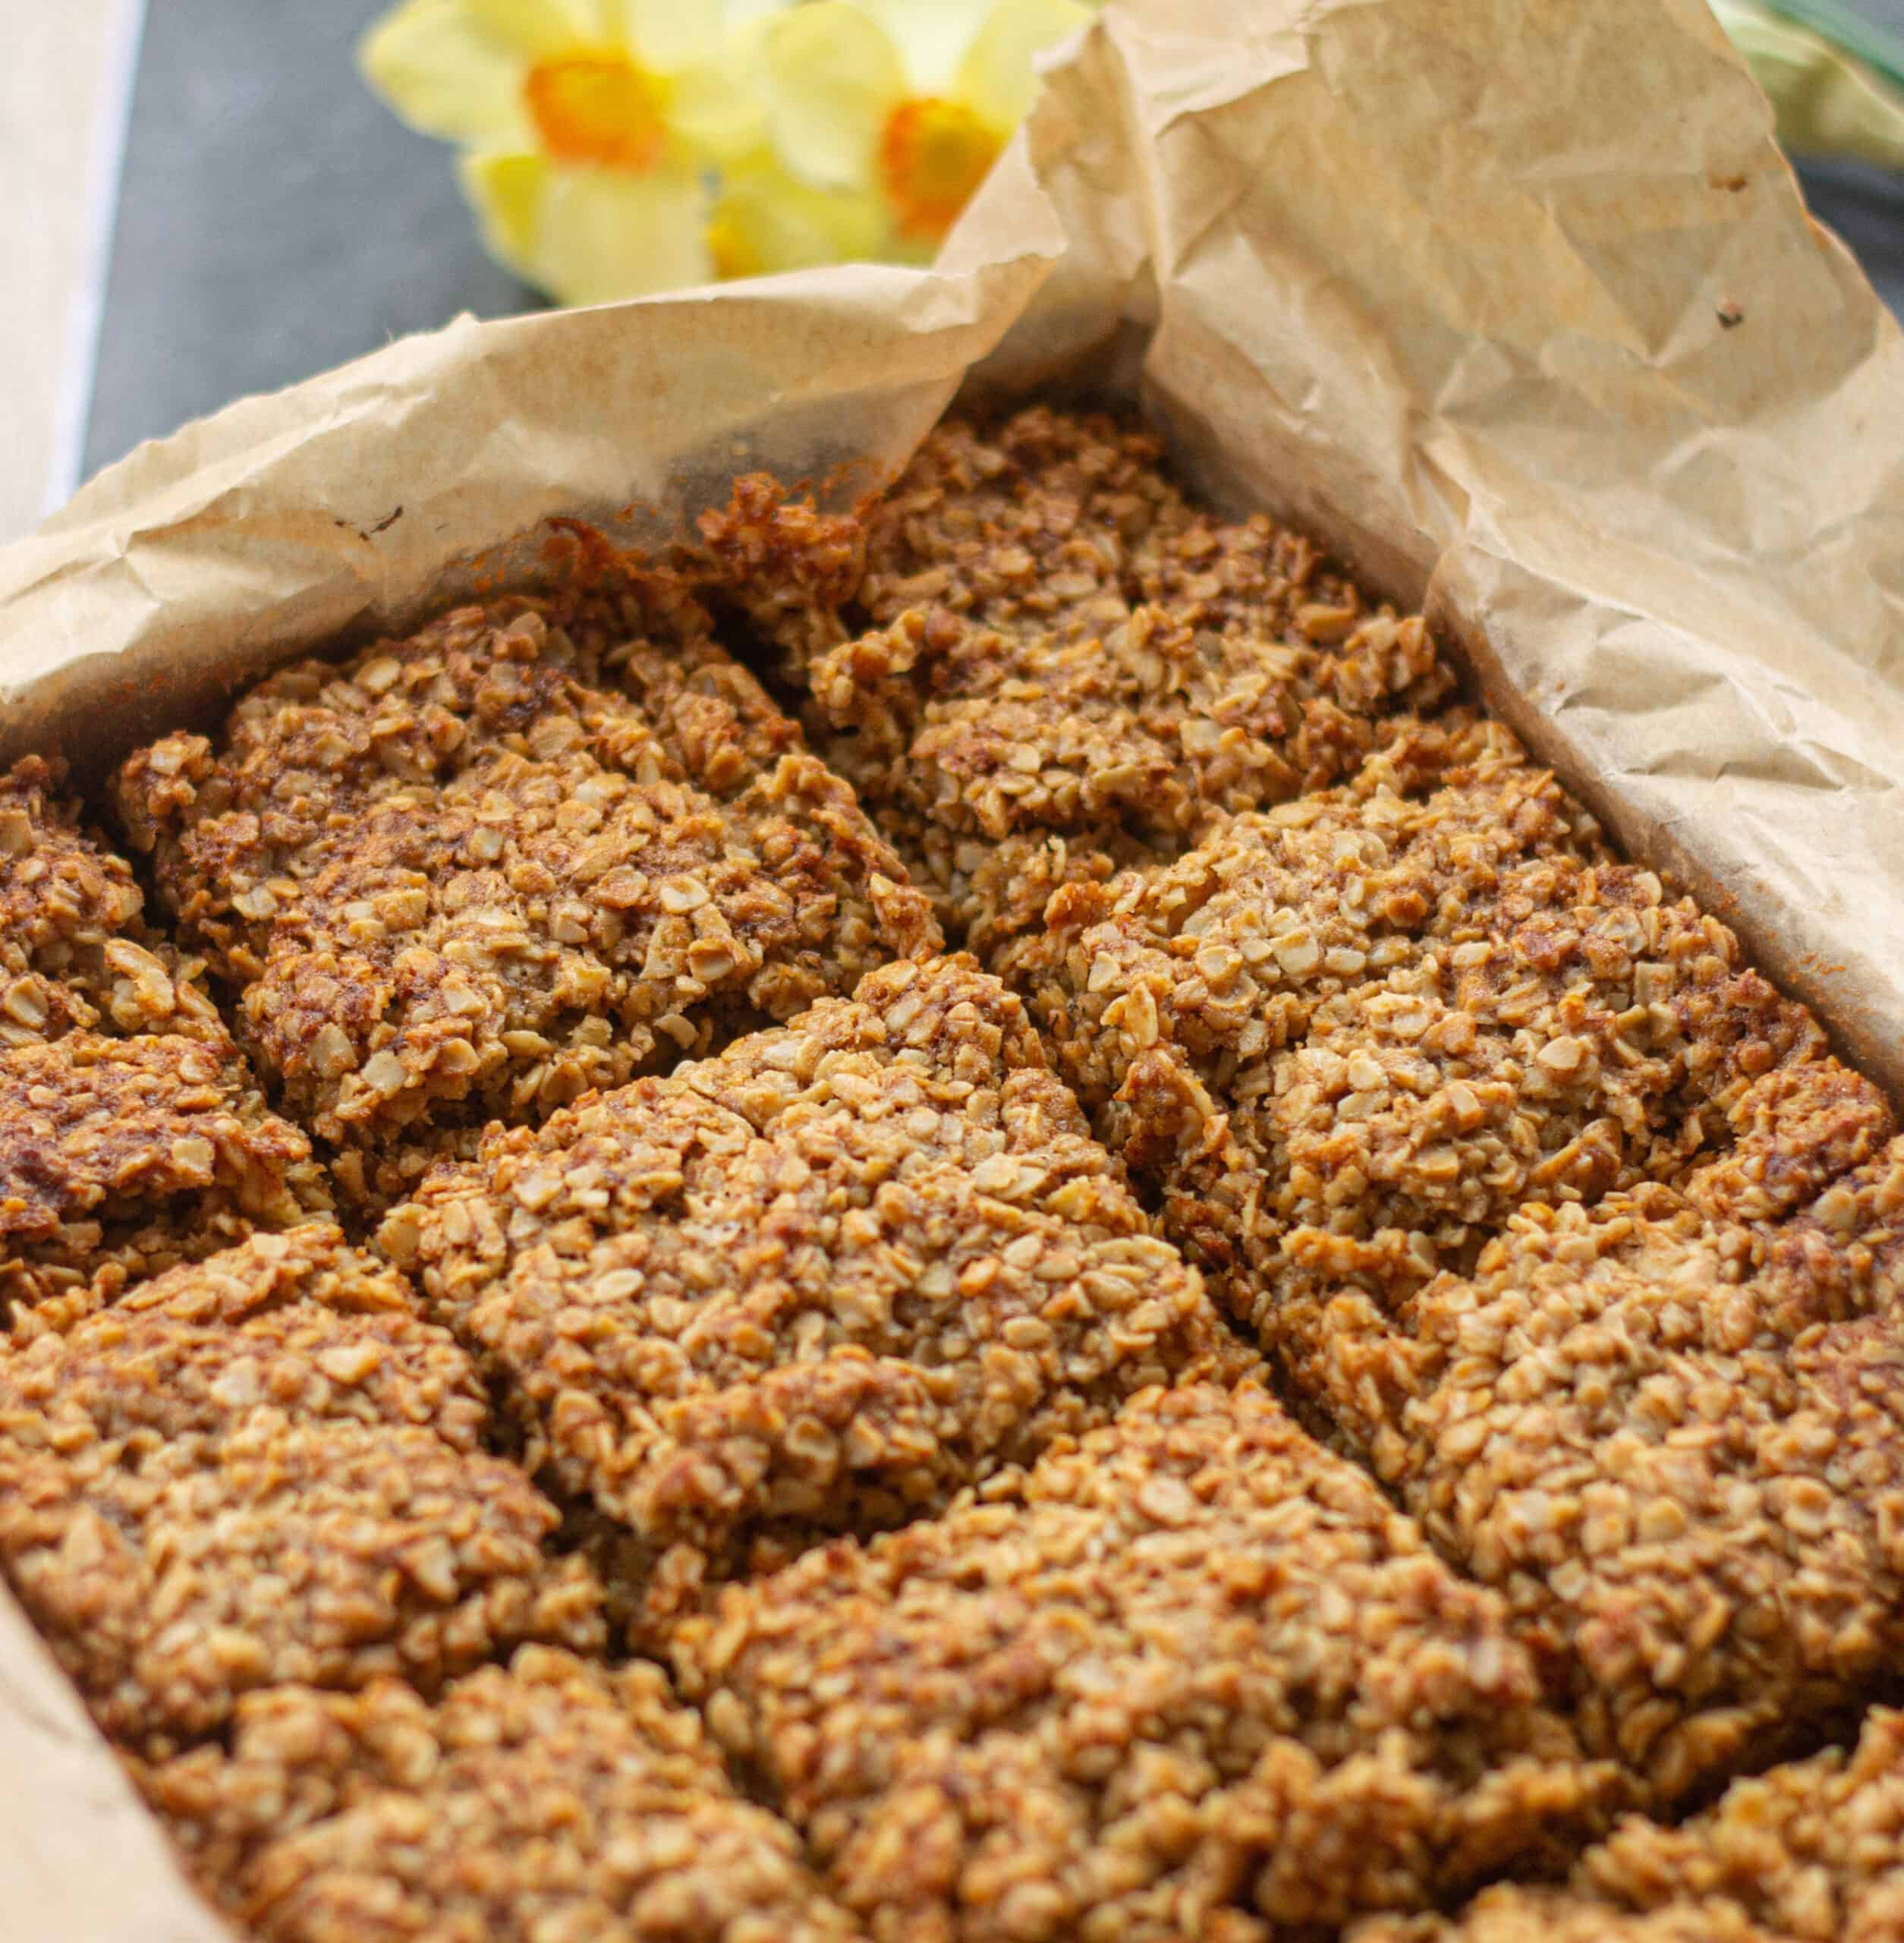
[{"x1": 43, "y1": 0, "x2": 149, "y2": 521}]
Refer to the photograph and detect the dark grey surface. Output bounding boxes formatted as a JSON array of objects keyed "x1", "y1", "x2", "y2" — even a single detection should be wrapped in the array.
[
  {"x1": 1799, "y1": 156, "x2": 1904, "y2": 309},
  {"x1": 81, "y1": 0, "x2": 537, "y2": 481},
  {"x1": 79, "y1": 0, "x2": 1904, "y2": 479}
]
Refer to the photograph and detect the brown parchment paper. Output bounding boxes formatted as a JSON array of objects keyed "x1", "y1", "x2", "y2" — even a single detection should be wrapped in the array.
[{"x1": 3, "y1": 0, "x2": 1904, "y2": 1930}]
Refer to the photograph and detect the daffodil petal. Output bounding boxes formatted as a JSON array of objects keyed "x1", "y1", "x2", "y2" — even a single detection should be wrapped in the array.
[
  {"x1": 477, "y1": 156, "x2": 715, "y2": 304},
  {"x1": 953, "y1": 0, "x2": 1093, "y2": 130},
  {"x1": 709, "y1": 159, "x2": 886, "y2": 278},
  {"x1": 883, "y1": 230, "x2": 942, "y2": 267},
  {"x1": 612, "y1": 0, "x2": 725, "y2": 70},
  {"x1": 665, "y1": 58, "x2": 769, "y2": 163},
  {"x1": 461, "y1": 0, "x2": 592, "y2": 58},
  {"x1": 719, "y1": 0, "x2": 795, "y2": 28},
  {"x1": 759, "y1": 1, "x2": 904, "y2": 190},
  {"x1": 359, "y1": 0, "x2": 537, "y2": 146},
  {"x1": 459, "y1": 148, "x2": 550, "y2": 279},
  {"x1": 851, "y1": 0, "x2": 995, "y2": 93}
]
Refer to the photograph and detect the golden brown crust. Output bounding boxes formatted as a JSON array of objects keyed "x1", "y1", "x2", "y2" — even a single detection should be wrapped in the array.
[
  {"x1": 0, "y1": 754, "x2": 220, "y2": 1046},
  {"x1": 5, "y1": 404, "x2": 1900, "y2": 1938},
  {"x1": 113, "y1": 587, "x2": 939, "y2": 1207},
  {"x1": 853, "y1": 407, "x2": 1187, "y2": 643},
  {"x1": 700, "y1": 405, "x2": 1904, "y2": 1831},
  {"x1": 384, "y1": 955, "x2": 1248, "y2": 1635},
  {"x1": 672, "y1": 1380, "x2": 1622, "y2": 1940},
  {"x1": 964, "y1": 540, "x2": 1901, "y2": 1801},
  {"x1": 1348, "y1": 1891, "x2": 1787, "y2": 1943},
  {"x1": 140, "y1": 1645, "x2": 864, "y2": 1943},
  {"x1": 0, "y1": 1227, "x2": 601, "y2": 1754},
  {"x1": 1580, "y1": 1705, "x2": 1904, "y2": 1940},
  {"x1": 701, "y1": 408, "x2": 1185, "y2": 670}
]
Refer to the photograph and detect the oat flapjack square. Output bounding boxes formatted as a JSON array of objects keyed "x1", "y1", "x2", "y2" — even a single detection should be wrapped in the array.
[
  {"x1": 1009, "y1": 706, "x2": 1904, "y2": 1799},
  {"x1": 670, "y1": 1380, "x2": 1622, "y2": 1941},
  {"x1": 1295, "y1": 1050, "x2": 1904, "y2": 1801},
  {"x1": 140, "y1": 1645, "x2": 864, "y2": 1943},
  {"x1": 0, "y1": 757, "x2": 329, "y2": 1318},
  {"x1": 382, "y1": 954, "x2": 1247, "y2": 1633},
  {"x1": 113, "y1": 584, "x2": 939, "y2": 1206},
  {"x1": 25, "y1": 389, "x2": 1904, "y2": 1943},
  {"x1": 0, "y1": 1225, "x2": 601, "y2": 1754},
  {"x1": 700, "y1": 408, "x2": 1452, "y2": 954},
  {"x1": 1355, "y1": 1704, "x2": 1904, "y2": 1942},
  {"x1": 0, "y1": 754, "x2": 223, "y2": 1047},
  {"x1": 1349, "y1": 1895, "x2": 1780, "y2": 1941},
  {"x1": 1011, "y1": 720, "x2": 1827, "y2": 1341}
]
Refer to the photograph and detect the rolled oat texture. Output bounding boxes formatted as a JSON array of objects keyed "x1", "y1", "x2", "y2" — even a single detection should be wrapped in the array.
[
  {"x1": 385, "y1": 953, "x2": 1248, "y2": 1633},
  {"x1": 1296, "y1": 1062, "x2": 1904, "y2": 1800},
  {"x1": 701, "y1": 408, "x2": 1451, "y2": 955},
  {"x1": 671, "y1": 1380, "x2": 1623, "y2": 1940},
  {"x1": 1348, "y1": 1894, "x2": 1784, "y2": 1941},
  {"x1": 0, "y1": 1225, "x2": 602, "y2": 1754},
  {"x1": 9, "y1": 404, "x2": 1904, "y2": 1941},
  {"x1": 113, "y1": 584, "x2": 939, "y2": 1207},
  {"x1": 0, "y1": 756, "x2": 329, "y2": 1317},
  {"x1": 140, "y1": 1645, "x2": 865, "y2": 1943},
  {"x1": 1009, "y1": 716, "x2": 1827, "y2": 1334},
  {"x1": 1355, "y1": 1702, "x2": 1904, "y2": 1940}
]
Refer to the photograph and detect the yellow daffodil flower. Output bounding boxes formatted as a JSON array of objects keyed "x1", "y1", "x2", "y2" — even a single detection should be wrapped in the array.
[
  {"x1": 705, "y1": 152, "x2": 888, "y2": 280},
  {"x1": 757, "y1": 0, "x2": 1097, "y2": 260},
  {"x1": 360, "y1": 0, "x2": 766, "y2": 303}
]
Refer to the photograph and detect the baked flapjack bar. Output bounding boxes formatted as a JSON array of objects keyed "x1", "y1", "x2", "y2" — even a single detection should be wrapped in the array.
[
  {"x1": 0, "y1": 1032, "x2": 329, "y2": 1327},
  {"x1": 1295, "y1": 1052, "x2": 1904, "y2": 1800},
  {"x1": 706, "y1": 406, "x2": 1186, "y2": 669},
  {"x1": 1351, "y1": 1896, "x2": 1781, "y2": 1941},
  {"x1": 1011, "y1": 705, "x2": 1904, "y2": 1796},
  {"x1": 0, "y1": 757, "x2": 328, "y2": 1317},
  {"x1": 382, "y1": 954, "x2": 1246, "y2": 1633},
  {"x1": 1578, "y1": 1704, "x2": 1904, "y2": 1941},
  {"x1": 140, "y1": 1645, "x2": 864, "y2": 1943},
  {"x1": 1012, "y1": 719, "x2": 1827, "y2": 1337},
  {"x1": 700, "y1": 408, "x2": 1452, "y2": 954},
  {"x1": 670, "y1": 1379, "x2": 1621, "y2": 1941},
  {"x1": 0, "y1": 1225, "x2": 601, "y2": 1753},
  {"x1": 113, "y1": 584, "x2": 939, "y2": 1205},
  {"x1": 1353, "y1": 1704, "x2": 1904, "y2": 1941},
  {"x1": 0, "y1": 754, "x2": 225, "y2": 1047}
]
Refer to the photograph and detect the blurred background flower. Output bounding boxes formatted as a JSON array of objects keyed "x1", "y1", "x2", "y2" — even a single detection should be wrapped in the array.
[
  {"x1": 360, "y1": 0, "x2": 1097, "y2": 302},
  {"x1": 359, "y1": 0, "x2": 1904, "y2": 308},
  {"x1": 753, "y1": 0, "x2": 1094, "y2": 260},
  {"x1": 361, "y1": 0, "x2": 769, "y2": 301},
  {"x1": 1716, "y1": 0, "x2": 1904, "y2": 171}
]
